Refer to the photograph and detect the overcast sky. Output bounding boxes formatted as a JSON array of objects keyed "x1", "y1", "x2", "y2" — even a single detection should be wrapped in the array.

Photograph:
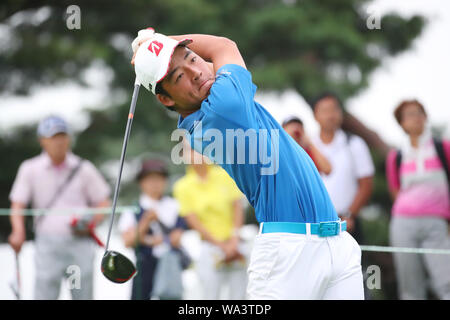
[
  {"x1": 0, "y1": 0, "x2": 449, "y2": 147},
  {"x1": 261, "y1": 0, "x2": 450, "y2": 147}
]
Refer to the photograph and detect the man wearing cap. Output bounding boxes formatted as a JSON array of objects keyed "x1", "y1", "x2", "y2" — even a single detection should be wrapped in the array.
[
  {"x1": 118, "y1": 158, "x2": 187, "y2": 300},
  {"x1": 130, "y1": 29, "x2": 364, "y2": 299},
  {"x1": 310, "y1": 93, "x2": 374, "y2": 243},
  {"x1": 8, "y1": 115, "x2": 111, "y2": 300}
]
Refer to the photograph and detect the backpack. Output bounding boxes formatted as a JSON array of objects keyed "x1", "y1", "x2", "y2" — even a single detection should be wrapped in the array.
[
  {"x1": 395, "y1": 138, "x2": 450, "y2": 190},
  {"x1": 344, "y1": 131, "x2": 357, "y2": 171}
]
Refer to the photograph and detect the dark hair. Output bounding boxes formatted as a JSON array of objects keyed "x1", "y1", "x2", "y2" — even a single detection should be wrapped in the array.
[
  {"x1": 137, "y1": 159, "x2": 169, "y2": 181},
  {"x1": 155, "y1": 81, "x2": 176, "y2": 112},
  {"x1": 282, "y1": 116, "x2": 303, "y2": 127},
  {"x1": 155, "y1": 81, "x2": 170, "y2": 97},
  {"x1": 394, "y1": 99, "x2": 427, "y2": 124},
  {"x1": 310, "y1": 92, "x2": 343, "y2": 112}
]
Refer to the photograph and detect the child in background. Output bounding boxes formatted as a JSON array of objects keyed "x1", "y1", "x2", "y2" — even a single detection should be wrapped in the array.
[{"x1": 118, "y1": 159, "x2": 187, "y2": 300}]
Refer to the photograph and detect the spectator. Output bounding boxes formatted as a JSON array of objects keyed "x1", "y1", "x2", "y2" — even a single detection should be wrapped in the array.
[
  {"x1": 118, "y1": 159, "x2": 187, "y2": 300},
  {"x1": 386, "y1": 99, "x2": 450, "y2": 300},
  {"x1": 8, "y1": 115, "x2": 111, "y2": 300},
  {"x1": 282, "y1": 115, "x2": 332, "y2": 174},
  {"x1": 173, "y1": 148, "x2": 248, "y2": 300},
  {"x1": 311, "y1": 93, "x2": 375, "y2": 243}
]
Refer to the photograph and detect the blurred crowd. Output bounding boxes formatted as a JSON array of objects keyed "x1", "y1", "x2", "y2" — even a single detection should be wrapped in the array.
[{"x1": 6, "y1": 95, "x2": 450, "y2": 300}]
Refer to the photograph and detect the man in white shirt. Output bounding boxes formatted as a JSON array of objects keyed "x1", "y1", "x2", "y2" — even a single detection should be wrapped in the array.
[{"x1": 311, "y1": 93, "x2": 375, "y2": 243}]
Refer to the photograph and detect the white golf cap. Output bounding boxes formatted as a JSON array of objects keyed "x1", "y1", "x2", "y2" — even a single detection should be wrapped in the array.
[{"x1": 134, "y1": 33, "x2": 192, "y2": 94}]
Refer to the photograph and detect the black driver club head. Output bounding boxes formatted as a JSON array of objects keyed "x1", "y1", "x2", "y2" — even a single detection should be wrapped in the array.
[{"x1": 101, "y1": 250, "x2": 137, "y2": 284}]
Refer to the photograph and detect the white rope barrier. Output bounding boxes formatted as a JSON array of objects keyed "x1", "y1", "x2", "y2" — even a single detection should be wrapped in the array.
[
  {"x1": 1, "y1": 207, "x2": 450, "y2": 255},
  {"x1": 360, "y1": 245, "x2": 450, "y2": 255},
  {"x1": 0, "y1": 206, "x2": 139, "y2": 216}
]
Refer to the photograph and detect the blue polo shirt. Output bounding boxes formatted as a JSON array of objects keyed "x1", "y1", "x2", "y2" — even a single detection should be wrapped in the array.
[{"x1": 177, "y1": 64, "x2": 337, "y2": 223}]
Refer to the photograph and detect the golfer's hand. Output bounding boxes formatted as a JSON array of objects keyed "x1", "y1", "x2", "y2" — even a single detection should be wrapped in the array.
[
  {"x1": 142, "y1": 209, "x2": 158, "y2": 222},
  {"x1": 8, "y1": 230, "x2": 25, "y2": 253},
  {"x1": 227, "y1": 235, "x2": 239, "y2": 252},
  {"x1": 219, "y1": 238, "x2": 240, "y2": 261},
  {"x1": 70, "y1": 216, "x2": 94, "y2": 237},
  {"x1": 130, "y1": 28, "x2": 155, "y2": 65},
  {"x1": 169, "y1": 229, "x2": 183, "y2": 248},
  {"x1": 300, "y1": 133, "x2": 312, "y2": 150},
  {"x1": 217, "y1": 241, "x2": 230, "y2": 256}
]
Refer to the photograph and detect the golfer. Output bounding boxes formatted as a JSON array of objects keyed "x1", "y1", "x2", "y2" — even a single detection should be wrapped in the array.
[{"x1": 131, "y1": 29, "x2": 363, "y2": 299}]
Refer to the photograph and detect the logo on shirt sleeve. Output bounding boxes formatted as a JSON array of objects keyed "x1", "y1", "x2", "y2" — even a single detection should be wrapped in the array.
[{"x1": 217, "y1": 70, "x2": 231, "y2": 76}]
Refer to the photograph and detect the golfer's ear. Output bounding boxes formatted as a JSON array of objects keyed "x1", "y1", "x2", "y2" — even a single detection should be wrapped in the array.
[{"x1": 156, "y1": 93, "x2": 175, "y2": 107}]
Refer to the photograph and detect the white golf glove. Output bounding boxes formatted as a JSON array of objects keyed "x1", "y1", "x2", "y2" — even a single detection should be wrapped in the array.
[{"x1": 131, "y1": 28, "x2": 156, "y2": 54}]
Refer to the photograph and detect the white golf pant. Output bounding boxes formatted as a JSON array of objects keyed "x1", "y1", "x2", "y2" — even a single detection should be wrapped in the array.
[
  {"x1": 247, "y1": 229, "x2": 364, "y2": 299},
  {"x1": 196, "y1": 241, "x2": 248, "y2": 300}
]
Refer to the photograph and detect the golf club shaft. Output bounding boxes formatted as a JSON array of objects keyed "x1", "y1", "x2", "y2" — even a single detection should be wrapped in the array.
[
  {"x1": 14, "y1": 252, "x2": 20, "y2": 299},
  {"x1": 16, "y1": 252, "x2": 20, "y2": 285},
  {"x1": 104, "y1": 80, "x2": 140, "y2": 252}
]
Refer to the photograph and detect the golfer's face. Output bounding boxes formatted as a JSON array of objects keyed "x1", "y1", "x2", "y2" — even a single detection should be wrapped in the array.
[{"x1": 161, "y1": 46, "x2": 215, "y2": 111}]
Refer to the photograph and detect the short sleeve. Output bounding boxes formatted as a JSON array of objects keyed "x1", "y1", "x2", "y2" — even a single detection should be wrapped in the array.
[
  {"x1": 117, "y1": 210, "x2": 137, "y2": 233},
  {"x1": 173, "y1": 181, "x2": 195, "y2": 217},
  {"x1": 9, "y1": 161, "x2": 32, "y2": 205},
  {"x1": 201, "y1": 64, "x2": 257, "y2": 128},
  {"x1": 81, "y1": 161, "x2": 111, "y2": 206},
  {"x1": 350, "y1": 136, "x2": 375, "y2": 179}
]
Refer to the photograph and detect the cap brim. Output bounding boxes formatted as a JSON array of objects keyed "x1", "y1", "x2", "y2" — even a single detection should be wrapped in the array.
[
  {"x1": 137, "y1": 170, "x2": 169, "y2": 181},
  {"x1": 156, "y1": 38, "x2": 193, "y2": 85},
  {"x1": 39, "y1": 130, "x2": 68, "y2": 138},
  {"x1": 178, "y1": 39, "x2": 193, "y2": 47}
]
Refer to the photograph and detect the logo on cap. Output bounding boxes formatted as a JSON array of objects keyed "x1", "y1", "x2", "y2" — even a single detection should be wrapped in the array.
[{"x1": 148, "y1": 40, "x2": 163, "y2": 56}]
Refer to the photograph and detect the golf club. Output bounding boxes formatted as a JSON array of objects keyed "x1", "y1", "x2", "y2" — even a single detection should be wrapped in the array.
[
  {"x1": 100, "y1": 78, "x2": 140, "y2": 284},
  {"x1": 9, "y1": 252, "x2": 20, "y2": 299}
]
